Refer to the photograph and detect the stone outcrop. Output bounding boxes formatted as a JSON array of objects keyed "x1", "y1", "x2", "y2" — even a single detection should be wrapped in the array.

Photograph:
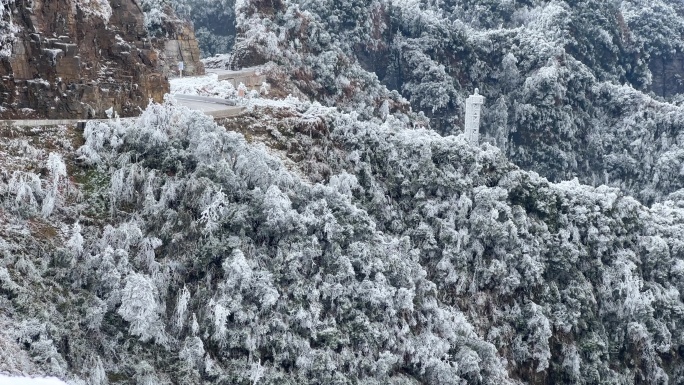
[
  {"x1": 0, "y1": 0, "x2": 169, "y2": 119},
  {"x1": 649, "y1": 52, "x2": 684, "y2": 98},
  {"x1": 157, "y1": 22, "x2": 205, "y2": 77}
]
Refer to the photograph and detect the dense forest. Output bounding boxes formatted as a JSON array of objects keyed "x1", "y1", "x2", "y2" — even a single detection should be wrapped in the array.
[
  {"x1": 4, "y1": 0, "x2": 684, "y2": 384},
  {"x1": 215, "y1": 0, "x2": 684, "y2": 204}
]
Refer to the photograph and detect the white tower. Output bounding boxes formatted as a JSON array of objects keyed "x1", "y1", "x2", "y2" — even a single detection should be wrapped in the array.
[{"x1": 465, "y1": 88, "x2": 484, "y2": 145}]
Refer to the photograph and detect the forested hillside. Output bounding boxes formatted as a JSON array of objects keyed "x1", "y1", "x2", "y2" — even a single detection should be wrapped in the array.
[
  {"x1": 215, "y1": 0, "x2": 684, "y2": 204},
  {"x1": 2, "y1": 93, "x2": 684, "y2": 384},
  {"x1": 4, "y1": 1, "x2": 684, "y2": 385}
]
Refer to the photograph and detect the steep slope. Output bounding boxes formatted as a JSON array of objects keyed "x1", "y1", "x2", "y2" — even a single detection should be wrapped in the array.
[
  {"x1": 139, "y1": 0, "x2": 206, "y2": 76},
  {"x1": 0, "y1": 0, "x2": 205, "y2": 119},
  {"x1": 171, "y1": 0, "x2": 237, "y2": 57},
  {"x1": 4, "y1": 1, "x2": 684, "y2": 384},
  {"x1": 227, "y1": 0, "x2": 684, "y2": 204},
  {"x1": 2, "y1": 95, "x2": 684, "y2": 384},
  {"x1": 0, "y1": 0, "x2": 169, "y2": 119}
]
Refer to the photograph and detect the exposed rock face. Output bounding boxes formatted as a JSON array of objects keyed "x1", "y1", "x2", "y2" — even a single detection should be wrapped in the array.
[
  {"x1": 157, "y1": 22, "x2": 205, "y2": 77},
  {"x1": 0, "y1": 0, "x2": 169, "y2": 119},
  {"x1": 649, "y1": 52, "x2": 684, "y2": 98}
]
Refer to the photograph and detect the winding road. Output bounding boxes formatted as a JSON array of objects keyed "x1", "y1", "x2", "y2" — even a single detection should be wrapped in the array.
[
  {"x1": 172, "y1": 94, "x2": 245, "y2": 118},
  {"x1": 0, "y1": 67, "x2": 261, "y2": 127}
]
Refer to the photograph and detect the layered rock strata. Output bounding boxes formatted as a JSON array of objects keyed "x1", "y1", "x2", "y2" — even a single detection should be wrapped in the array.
[{"x1": 0, "y1": 0, "x2": 169, "y2": 119}]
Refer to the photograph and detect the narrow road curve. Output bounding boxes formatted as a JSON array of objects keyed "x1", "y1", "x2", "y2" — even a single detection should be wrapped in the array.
[{"x1": 172, "y1": 95, "x2": 245, "y2": 118}]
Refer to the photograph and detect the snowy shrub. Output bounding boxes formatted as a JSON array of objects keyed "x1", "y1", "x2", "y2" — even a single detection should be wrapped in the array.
[
  {"x1": 6, "y1": 171, "x2": 43, "y2": 215},
  {"x1": 0, "y1": 0, "x2": 17, "y2": 58},
  {"x1": 41, "y1": 153, "x2": 67, "y2": 218},
  {"x1": 117, "y1": 273, "x2": 168, "y2": 345}
]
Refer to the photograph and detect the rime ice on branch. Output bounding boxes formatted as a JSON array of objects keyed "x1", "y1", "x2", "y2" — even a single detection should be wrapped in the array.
[{"x1": 465, "y1": 88, "x2": 484, "y2": 145}]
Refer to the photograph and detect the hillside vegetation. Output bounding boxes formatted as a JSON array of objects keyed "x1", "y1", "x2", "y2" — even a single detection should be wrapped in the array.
[
  {"x1": 3, "y1": 1, "x2": 684, "y2": 385},
  {"x1": 225, "y1": 0, "x2": 684, "y2": 204}
]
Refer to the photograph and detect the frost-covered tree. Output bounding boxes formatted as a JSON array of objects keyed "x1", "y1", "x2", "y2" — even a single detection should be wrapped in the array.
[{"x1": 117, "y1": 273, "x2": 168, "y2": 345}]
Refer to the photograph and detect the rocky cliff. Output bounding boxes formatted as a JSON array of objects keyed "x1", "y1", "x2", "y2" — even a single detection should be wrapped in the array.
[
  {"x1": 0, "y1": 0, "x2": 202, "y2": 119},
  {"x1": 649, "y1": 52, "x2": 684, "y2": 98},
  {"x1": 154, "y1": 19, "x2": 205, "y2": 78}
]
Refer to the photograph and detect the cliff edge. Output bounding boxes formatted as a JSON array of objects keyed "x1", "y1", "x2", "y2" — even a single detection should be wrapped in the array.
[{"x1": 0, "y1": 0, "x2": 201, "y2": 119}]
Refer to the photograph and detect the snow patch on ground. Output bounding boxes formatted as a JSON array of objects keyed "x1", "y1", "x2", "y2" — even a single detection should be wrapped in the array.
[
  {"x1": 170, "y1": 74, "x2": 238, "y2": 99},
  {"x1": 0, "y1": 374, "x2": 68, "y2": 385}
]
